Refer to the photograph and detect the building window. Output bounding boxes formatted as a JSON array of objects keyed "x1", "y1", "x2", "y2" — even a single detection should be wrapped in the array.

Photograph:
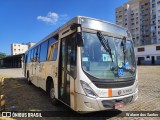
[
  {"x1": 141, "y1": 5, "x2": 144, "y2": 9},
  {"x1": 145, "y1": 3, "x2": 148, "y2": 6},
  {"x1": 156, "y1": 46, "x2": 160, "y2": 50},
  {"x1": 138, "y1": 47, "x2": 145, "y2": 52},
  {"x1": 152, "y1": 4, "x2": 155, "y2": 8},
  {"x1": 157, "y1": 56, "x2": 160, "y2": 60},
  {"x1": 146, "y1": 56, "x2": 150, "y2": 58}
]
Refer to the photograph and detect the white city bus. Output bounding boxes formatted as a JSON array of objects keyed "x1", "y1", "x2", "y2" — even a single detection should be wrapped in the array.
[{"x1": 24, "y1": 16, "x2": 138, "y2": 112}]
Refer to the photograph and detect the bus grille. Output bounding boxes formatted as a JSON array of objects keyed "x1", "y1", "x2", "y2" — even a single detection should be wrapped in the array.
[{"x1": 93, "y1": 80, "x2": 135, "y2": 88}]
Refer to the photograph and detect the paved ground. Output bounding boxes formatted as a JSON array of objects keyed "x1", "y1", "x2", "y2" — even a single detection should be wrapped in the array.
[
  {"x1": 110, "y1": 66, "x2": 160, "y2": 120},
  {"x1": 0, "y1": 66, "x2": 160, "y2": 120}
]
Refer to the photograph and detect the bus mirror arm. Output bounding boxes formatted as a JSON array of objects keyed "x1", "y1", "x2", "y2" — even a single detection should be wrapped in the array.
[{"x1": 77, "y1": 32, "x2": 84, "y2": 47}]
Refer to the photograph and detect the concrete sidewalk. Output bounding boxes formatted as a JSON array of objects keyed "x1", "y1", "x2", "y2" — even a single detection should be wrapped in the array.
[{"x1": 0, "y1": 68, "x2": 24, "y2": 78}]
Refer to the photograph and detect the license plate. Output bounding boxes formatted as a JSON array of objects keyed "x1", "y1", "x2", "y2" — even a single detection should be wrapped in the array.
[{"x1": 115, "y1": 102, "x2": 125, "y2": 109}]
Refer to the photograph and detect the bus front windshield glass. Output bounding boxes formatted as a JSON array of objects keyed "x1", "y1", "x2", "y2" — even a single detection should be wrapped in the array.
[{"x1": 81, "y1": 32, "x2": 136, "y2": 79}]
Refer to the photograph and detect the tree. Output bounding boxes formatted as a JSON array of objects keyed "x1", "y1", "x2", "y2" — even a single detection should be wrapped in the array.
[{"x1": 0, "y1": 52, "x2": 7, "y2": 59}]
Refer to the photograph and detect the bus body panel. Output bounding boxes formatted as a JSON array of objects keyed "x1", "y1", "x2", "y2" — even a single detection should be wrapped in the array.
[
  {"x1": 70, "y1": 77, "x2": 75, "y2": 110},
  {"x1": 76, "y1": 89, "x2": 138, "y2": 112},
  {"x1": 89, "y1": 80, "x2": 138, "y2": 98}
]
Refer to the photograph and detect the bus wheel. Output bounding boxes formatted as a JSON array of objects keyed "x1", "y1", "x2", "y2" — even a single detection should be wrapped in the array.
[
  {"x1": 27, "y1": 72, "x2": 31, "y2": 85},
  {"x1": 49, "y1": 84, "x2": 58, "y2": 105}
]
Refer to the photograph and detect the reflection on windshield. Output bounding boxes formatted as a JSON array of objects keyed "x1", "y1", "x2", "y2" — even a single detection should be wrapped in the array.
[{"x1": 81, "y1": 32, "x2": 136, "y2": 79}]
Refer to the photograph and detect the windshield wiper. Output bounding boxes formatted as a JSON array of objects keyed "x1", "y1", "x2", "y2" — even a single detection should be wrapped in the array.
[
  {"x1": 97, "y1": 31, "x2": 113, "y2": 62},
  {"x1": 122, "y1": 37, "x2": 126, "y2": 65}
]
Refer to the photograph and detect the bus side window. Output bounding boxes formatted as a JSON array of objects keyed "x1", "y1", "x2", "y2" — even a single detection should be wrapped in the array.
[
  {"x1": 31, "y1": 49, "x2": 35, "y2": 62},
  {"x1": 52, "y1": 43, "x2": 58, "y2": 61},
  {"x1": 39, "y1": 41, "x2": 48, "y2": 62},
  {"x1": 34, "y1": 47, "x2": 38, "y2": 62},
  {"x1": 36, "y1": 45, "x2": 41, "y2": 62},
  {"x1": 47, "y1": 42, "x2": 58, "y2": 61},
  {"x1": 49, "y1": 37, "x2": 56, "y2": 46},
  {"x1": 27, "y1": 51, "x2": 31, "y2": 63}
]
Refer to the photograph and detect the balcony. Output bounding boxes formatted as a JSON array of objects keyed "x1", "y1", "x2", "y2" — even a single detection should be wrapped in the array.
[
  {"x1": 151, "y1": 27, "x2": 156, "y2": 32},
  {"x1": 151, "y1": 34, "x2": 157, "y2": 38},
  {"x1": 151, "y1": 22, "x2": 156, "y2": 25},
  {"x1": 117, "y1": 19, "x2": 122, "y2": 22},
  {"x1": 157, "y1": 5, "x2": 160, "y2": 10}
]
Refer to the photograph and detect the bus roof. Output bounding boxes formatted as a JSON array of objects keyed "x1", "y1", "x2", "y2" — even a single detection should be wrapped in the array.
[{"x1": 26, "y1": 16, "x2": 128, "y2": 52}]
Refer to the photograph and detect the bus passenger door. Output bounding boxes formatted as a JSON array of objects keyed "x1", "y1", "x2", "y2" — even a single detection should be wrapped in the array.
[{"x1": 59, "y1": 33, "x2": 77, "y2": 107}]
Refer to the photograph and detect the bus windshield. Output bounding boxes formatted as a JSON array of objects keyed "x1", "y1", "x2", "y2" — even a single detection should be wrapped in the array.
[{"x1": 81, "y1": 32, "x2": 136, "y2": 79}]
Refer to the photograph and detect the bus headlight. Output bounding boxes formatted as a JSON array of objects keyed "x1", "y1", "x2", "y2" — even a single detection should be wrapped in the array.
[{"x1": 80, "y1": 80, "x2": 97, "y2": 98}]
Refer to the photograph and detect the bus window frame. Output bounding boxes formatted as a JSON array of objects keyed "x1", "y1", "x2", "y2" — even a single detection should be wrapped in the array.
[
  {"x1": 47, "y1": 41, "x2": 59, "y2": 61},
  {"x1": 39, "y1": 40, "x2": 49, "y2": 62}
]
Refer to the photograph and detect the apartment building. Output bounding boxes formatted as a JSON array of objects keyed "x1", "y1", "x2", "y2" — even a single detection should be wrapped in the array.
[
  {"x1": 116, "y1": 0, "x2": 141, "y2": 46},
  {"x1": 155, "y1": 0, "x2": 160, "y2": 43},
  {"x1": 140, "y1": 0, "x2": 151, "y2": 45},
  {"x1": 116, "y1": 0, "x2": 160, "y2": 46},
  {"x1": 11, "y1": 42, "x2": 35, "y2": 55},
  {"x1": 116, "y1": 0, "x2": 160, "y2": 64}
]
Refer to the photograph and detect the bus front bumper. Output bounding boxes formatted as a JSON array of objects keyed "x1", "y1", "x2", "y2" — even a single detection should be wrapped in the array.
[{"x1": 76, "y1": 90, "x2": 138, "y2": 112}]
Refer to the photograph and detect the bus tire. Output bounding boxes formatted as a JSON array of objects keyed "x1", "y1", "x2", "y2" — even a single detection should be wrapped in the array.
[
  {"x1": 27, "y1": 71, "x2": 32, "y2": 85},
  {"x1": 49, "y1": 83, "x2": 58, "y2": 105}
]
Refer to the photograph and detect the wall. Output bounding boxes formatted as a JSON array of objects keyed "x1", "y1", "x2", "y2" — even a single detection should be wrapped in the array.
[
  {"x1": 134, "y1": 44, "x2": 160, "y2": 64},
  {"x1": 1, "y1": 54, "x2": 24, "y2": 68}
]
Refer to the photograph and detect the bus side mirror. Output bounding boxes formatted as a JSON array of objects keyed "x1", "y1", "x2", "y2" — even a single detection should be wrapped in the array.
[{"x1": 77, "y1": 32, "x2": 84, "y2": 47}]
